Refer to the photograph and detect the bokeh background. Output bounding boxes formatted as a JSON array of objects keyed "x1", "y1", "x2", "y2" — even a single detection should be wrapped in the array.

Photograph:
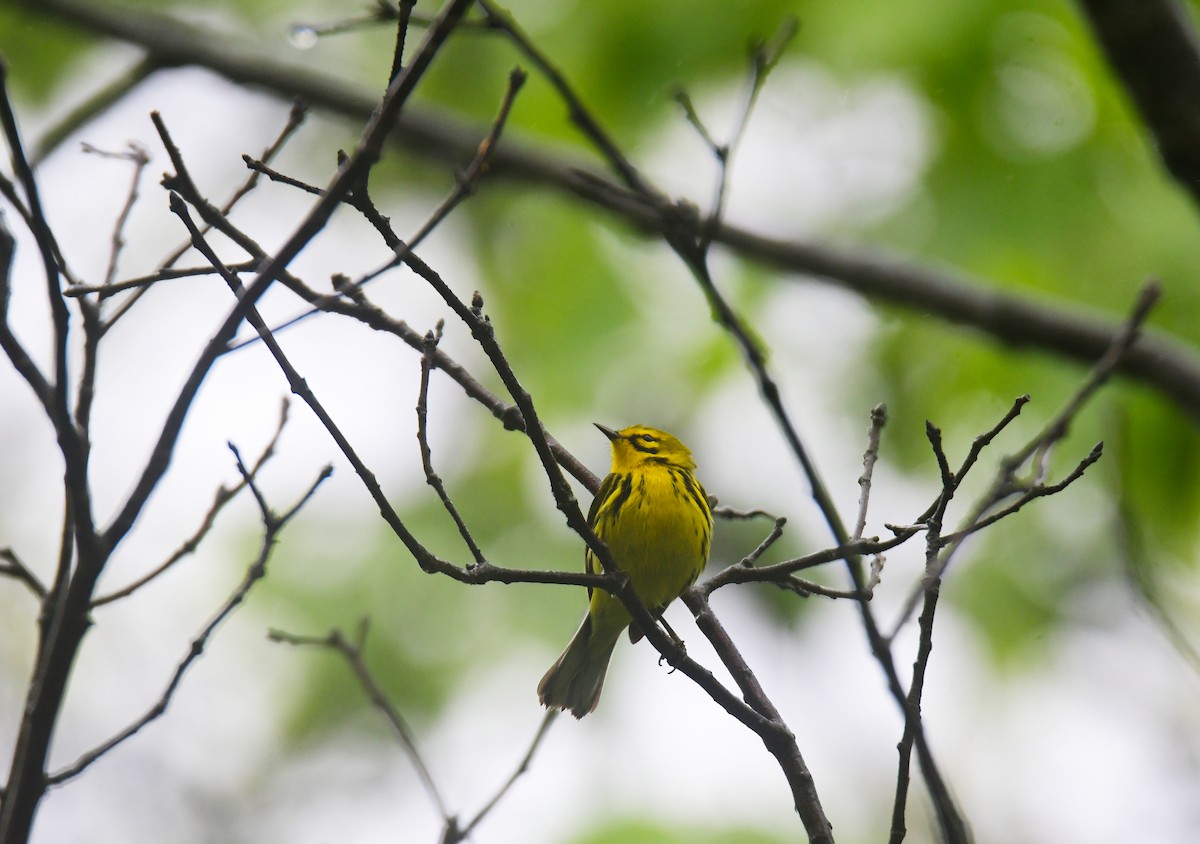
[{"x1": 2, "y1": 0, "x2": 1199, "y2": 842}]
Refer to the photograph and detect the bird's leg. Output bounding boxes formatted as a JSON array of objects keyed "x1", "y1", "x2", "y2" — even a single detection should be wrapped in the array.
[{"x1": 655, "y1": 615, "x2": 686, "y2": 671}]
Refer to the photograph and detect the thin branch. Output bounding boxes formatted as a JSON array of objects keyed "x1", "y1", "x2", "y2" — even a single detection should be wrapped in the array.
[
  {"x1": 778, "y1": 577, "x2": 860, "y2": 601},
  {"x1": 888, "y1": 570, "x2": 944, "y2": 844},
  {"x1": 92, "y1": 399, "x2": 291, "y2": 607},
  {"x1": 676, "y1": 15, "x2": 797, "y2": 250},
  {"x1": 854, "y1": 404, "x2": 889, "y2": 596},
  {"x1": 701, "y1": 532, "x2": 918, "y2": 596},
  {"x1": 157, "y1": 98, "x2": 309, "y2": 271},
  {"x1": 893, "y1": 283, "x2": 1159, "y2": 635},
  {"x1": 1009, "y1": 281, "x2": 1160, "y2": 468},
  {"x1": 31, "y1": 57, "x2": 160, "y2": 165},
  {"x1": 0, "y1": 213, "x2": 55, "y2": 409},
  {"x1": 939, "y1": 443, "x2": 1104, "y2": 547},
  {"x1": 74, "y1": 143, "x2": 150, "y2": 437},
  {"x1": 854, "y1": 404, "x2": 888, "y2": 541},
  {"x1": 80, "y1": 142, "x2": 151, "y2": 288},
  {"x1": 925, "y1": 421, "x2": 954, "y2": 491},
  {"x1": 712, "y1": 505, "x2": 778, "y2": 520},
  {"x1": 267, "y1": 622, "x2": 451, "y2": 822},
  {"x1": 454, "y1": 711, "x2": 557, "y2": 841},
  {"x1": 741, "y1": 517, "x2": 789, "y2": 568},
  {"x1": 62, "y1": 261, "x2": 260, "y2": 298},
  {"x1": 386, "y1": 0, "x2": 416, "y2": 88},
  {"x1": 417, "y1": 324, "x2": 486, "y2": 566},
  {"x1": 168, "y1": 188, "x2": 464, "y2": 583},
  {"x1": 237, "y1": 64, "x2": 527, "y2": 346},
  {"x1": 0, "y1": 63, "x2": 71, "y2": 387},
  {"x1": 240, "y1": 155, "x2": 323, "y2": 196},
  {"x1": 48, "y1": 451, "x2": 332, "y2": 786},
  {"x1": 0, "y1": 549, "x2": 47, "y2": 599},
  {"x1": 475, "y1": 0, "x2": 653, "y2": 196},
  {"x1": 105, "y1": 99, "x2": 308, "y2": 336}
]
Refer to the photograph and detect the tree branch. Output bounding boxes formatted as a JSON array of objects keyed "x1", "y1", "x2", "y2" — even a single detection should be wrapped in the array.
[
  {"x1": 1077, "y1": 0, "x2": 1200, "y2": 210},
  {"x1": 48, "y1": 450, "x2": 331, "y2": 786},
  {"x1": 22, "y1": 0, "x2": 1200, "y2": 423}
]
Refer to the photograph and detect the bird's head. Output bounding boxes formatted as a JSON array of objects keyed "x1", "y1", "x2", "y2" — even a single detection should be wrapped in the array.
[{"x1": 595, "y1": 423, "x2": 697, "y2": 473}]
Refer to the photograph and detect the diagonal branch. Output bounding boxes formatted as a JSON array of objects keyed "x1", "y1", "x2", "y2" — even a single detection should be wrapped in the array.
[
  {"x1": 1077, "y1": 0, "x2": 1200, "y2": 210},
  {"x1": 47, "y1": 450, "x2": 332, "y2": 786},
  {"x1": 268, "y1": 622, "x2": 451, "y2": 823},
  {"x1": 101, "y1": 0, "x2": 475, "y2": 558},
  {"x1": 22, "y1": 0, "x2": 1200, "y2": 423}
]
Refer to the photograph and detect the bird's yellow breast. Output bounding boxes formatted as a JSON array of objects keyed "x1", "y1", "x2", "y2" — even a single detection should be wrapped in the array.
[{"x1": 588, "y1": 461, "x2": 711, "y2": 625}]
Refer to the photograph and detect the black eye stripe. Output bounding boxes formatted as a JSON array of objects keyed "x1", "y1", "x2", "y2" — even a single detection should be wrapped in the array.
[{"x1": 624, "y1": 437, "x2": 662, "y2": 456}]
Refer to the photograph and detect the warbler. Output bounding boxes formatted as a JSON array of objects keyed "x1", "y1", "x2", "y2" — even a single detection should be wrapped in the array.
[{"x1": 538, "y1": 424, "x2": 712, "y2": 717}]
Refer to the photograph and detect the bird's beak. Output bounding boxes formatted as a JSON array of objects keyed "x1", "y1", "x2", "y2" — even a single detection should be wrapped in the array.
[{"x1": 594, "y1": 423, "x2": 620, "y2": 441}]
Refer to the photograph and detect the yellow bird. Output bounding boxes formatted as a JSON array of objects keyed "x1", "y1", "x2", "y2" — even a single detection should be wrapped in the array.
[{"x1": 538, "y1": 424, "x2": 712, "y2": 717}]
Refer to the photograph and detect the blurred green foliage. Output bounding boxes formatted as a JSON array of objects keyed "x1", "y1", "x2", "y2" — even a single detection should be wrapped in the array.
[
  {"x1": 570, "y1": 817, "x2": 790, "y2": 844},
  {"x1": 7, "y1": 0, "x2": 1195, "y2": 685},
  {"x1": 4, "y1": 0, "x2": 1200, "y2": 835}
]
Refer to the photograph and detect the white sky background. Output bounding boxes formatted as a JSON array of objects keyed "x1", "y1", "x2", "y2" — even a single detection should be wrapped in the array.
[{"x1": 1, "y1": 10, "x2": 1199, "y2": 844}]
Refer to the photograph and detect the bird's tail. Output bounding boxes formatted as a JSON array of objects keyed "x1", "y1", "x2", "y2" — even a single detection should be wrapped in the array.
[{"x1": 537, "y1": 614, "x2": 621, "y2": 718}]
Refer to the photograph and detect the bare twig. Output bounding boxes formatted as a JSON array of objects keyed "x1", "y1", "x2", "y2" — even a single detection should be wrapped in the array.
[
  {"x1": 237, "y1": 65, "x2": 527, "y2": 347},
  {"x1": 417, "y1": 324, "x2": 486, "y2": 566},
  {"x1": 885, "y1": 284, "x2": 1157, "y2": 841},
  {"x1": 454, "y1": 711, "x2": 557, "y2": 840},
  {"x1": 892, "y1": 283, "x2": 1159, "y2": 635},
  {"x1": 240, "y1": 155, "x2": 323, "y2": 196},
  {"x1": 80, "y1": 142, "x2": 151, "y2": 288},
  {"x1": 157, "y1": 99, "x2": 309, "y2": 270},
  {"x1": 62, "y1": 261, "x2": 260, "y2": 298},
  {"x1": 701, "y1": 532, "x2": 917, "y2": 596},
  {"x1": 31, "y1": 57, "x2": 160, "y2": 165},
  {"x1": 855, "y1": 404, "x2": 888, "y2": 596},
  {"x1": 48, "y1": 449, "x2": 331, "y2": 786},
  {"x1": 712, "y1": 505, "x2": 778, "y2": 521},
  {"x1": 92, "y1": 399, "x2": 291, "y2": 607},
  {"x1": 675, "y1": 16, "x2": 797, "y2": 250},
  {"x1": 0, "y1": 214, "x2": 54, "y2": 410},
  {"x1": 940, "y1": 443, "x2": 1104, "y2": 547},
  {"x1": 386, "y1": 0, "x2": 416, "y2": 88},
  {"x1": 854, "y1": 404, "x2": 887, "y2": 541},
  {"x1": 0, "y1": 549, "x2": 47, "y2": 599},
  {"x1": 267, "y1": 622, "x2": 451, "y2": 822},
  {"x1": 888, "y1": 561, "x2": 944, "y2": 844},
  {"x1": 475, "y1": 0, "x2": 652, "y2": 196}
]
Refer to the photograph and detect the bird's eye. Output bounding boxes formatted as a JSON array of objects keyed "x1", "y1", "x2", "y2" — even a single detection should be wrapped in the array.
[{"x1": 639, "y1": 433, "x2": 656, "y2": 442}]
